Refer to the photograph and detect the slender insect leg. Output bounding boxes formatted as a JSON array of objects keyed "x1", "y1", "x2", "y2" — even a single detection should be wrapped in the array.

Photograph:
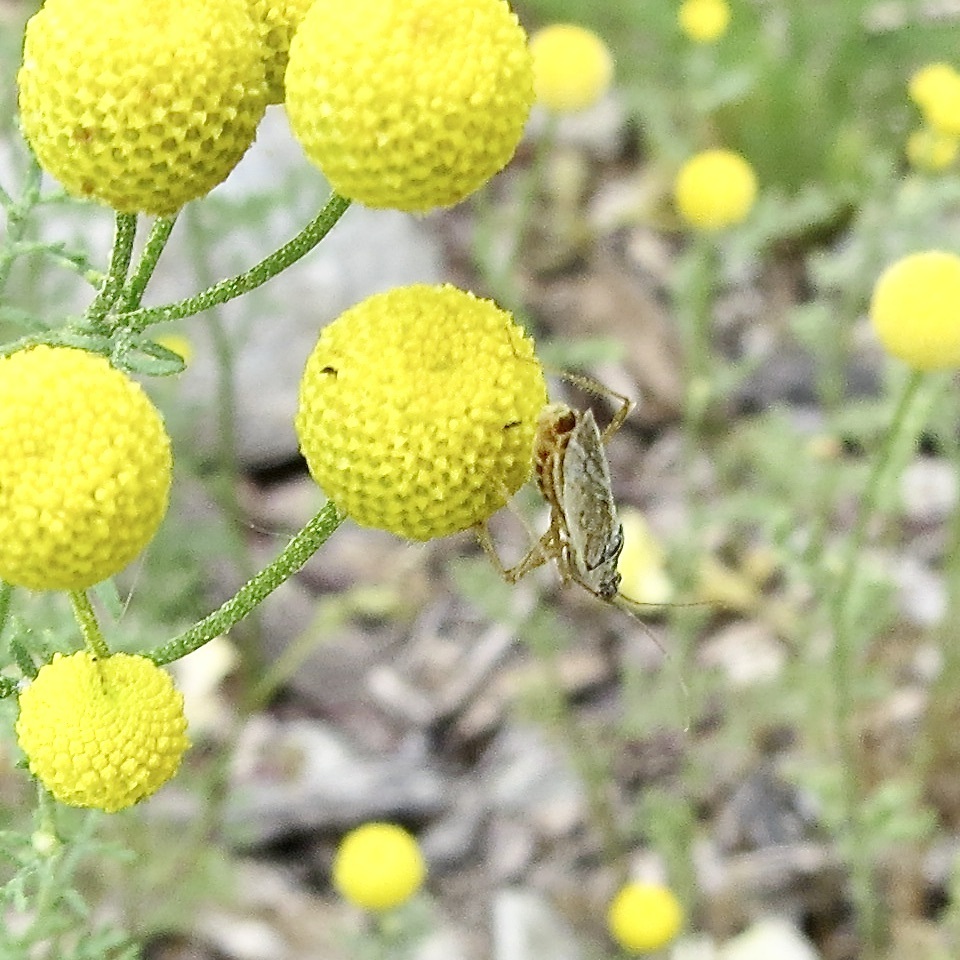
[{"x1": 475, "y1": 520, "x2": 562, "y2": 584}]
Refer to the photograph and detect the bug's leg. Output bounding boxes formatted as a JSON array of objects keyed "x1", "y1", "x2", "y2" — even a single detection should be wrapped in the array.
[
  {"x1": 552, "y1": 368, "x2": 635, "y2": 445},
  {"x1": 475, "y1": 520, "x2": 558, "y2": 583}
]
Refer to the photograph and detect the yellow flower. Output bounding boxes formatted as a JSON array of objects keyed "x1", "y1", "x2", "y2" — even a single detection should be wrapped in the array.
[
  {"x1": 333, "y1": 823, "x2": 426, "y2": 911},
  {"x1": 284, "y1": 0, "x2": 533, "y2": 211},
  {"x1": 17, "y1": 0, "x2": 267, "y2": 215},
  {"x1": 529, "y1": 24, "x2": 614, "y2": 113},
  {"x1": 0, "y1": 346, "x2": 172, "y2": 591},
  {"x1": 607, "y1": 883, "x2": 683, "y2": 953},
  {"x1": 678, "y1": 0, "x2": 731, "y2": 43},
  {"x1": 16, "y1": 652, "x2": 189, "y2": 812},
  {"x1": 674, "y1": 148, "x2": 757, "y2": 231},
  {"x1": 870, "y1": 251, "x2": 960, "y2": 370},
  {"x1": 909, "y1": 62, "x2": 958, "y2": 110},
  {"x1": 912, "y1": 65, "x2": 960, "y2": 137},
  {"x1": 616, "y1": 509, "x2": 673, "y2": 605},
  {"x1": 906, "y1": 127, "x2": 959, "y2": 172},
  {"x1": 247, "y1": 0, "x2": 315, "y2": 103},
  {"x1": 296, "y1": 284, "x2": 547, "y2": 541}
]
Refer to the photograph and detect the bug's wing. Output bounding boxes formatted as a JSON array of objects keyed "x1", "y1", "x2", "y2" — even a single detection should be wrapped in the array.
[{"x1": 560, "y1": 409, "x2": 623, "y2": 584}]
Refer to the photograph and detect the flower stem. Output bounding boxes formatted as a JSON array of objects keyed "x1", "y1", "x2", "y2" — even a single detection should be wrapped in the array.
[
  {"x1": 118, "y1": 215, "x2": 178, "y2": 312},
  {"x1": 69, "y1": 591, "x2": 111, "y2": 659},
  {"x1": 122, "y1": 192, "x2": 351, "y2": 332},
  {"x1": 827, "y1": 368, "x2": 932, "y2": 956},
  {"x1": 86, "y1": 213, "x2": 137, "y2": 322},
  {"x1": 145, "y1": 501, "x2": 347, "y2": 667}
]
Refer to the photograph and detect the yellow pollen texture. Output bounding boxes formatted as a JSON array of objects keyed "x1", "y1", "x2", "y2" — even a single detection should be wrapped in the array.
[
  {"x1": 284, "y1": 0, "x2": 534, "y2": 211},
  {"x1": 16, "y1": 651, "x2": 190, "y2": 812},
  {"x1": 0, "y1": 346, "x2": 172, "y2": 591},
  {"x1": 296, "y1": 284, "x2": 548, "y2": 541},
  {"x1": 17, "y1": 0, "x2": 268, "y2": 215}
]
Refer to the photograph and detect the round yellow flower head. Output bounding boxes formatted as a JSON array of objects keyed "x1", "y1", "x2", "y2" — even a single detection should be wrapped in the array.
[
  {"x1": 679, "y1": 0, "x2": 731, "y2": 43},
  {"x1": 247, "y1": 0, "x2": 315, "y2": 103},
  {"x1": 0, "y1": 346, "x2": 172, "y2": 591},
  {"x1": 16, "y1": 651, "x2": 189, "y2": 812},
  {"x1": 297, "y1": 284, "x2": 547, "y2": 541},
  {"x1": 607, "y1": 883, "x2": 683, "y2": 954},
  {"x1": 870, "y1": 251, "x2": 960, "y2": 370},
  {"x1": 333, "y1": 822, "x2": 426, "y2": 911},
  {"x1": 913, "y1": 66, "x2": 960, "y2": 137},
  {"x1": 674, "y1": 149, "x2": 757, "y2": 231},
  {"x1": 909, "y1": 62, "x2": 958, "y2": 110},
  {"x1": 284, "y1": 0, "x2": 534, "y2": 211},
  {"x1": 17, "y1": 0, "x2": 268, "y2": 215},
  {"x1": 906, "y1": 127, "x2": 959, "y2": 172},
  {"x1": 529, "y1": 24, "x2": 614, "y2": 113}
]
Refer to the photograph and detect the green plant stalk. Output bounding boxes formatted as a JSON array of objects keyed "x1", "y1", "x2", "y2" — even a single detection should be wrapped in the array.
[
  {"x1": 827, "y1": 368, "x2": 928, "y2": 957},
  {"x1": 0, "y1": 579, "x2": 12, "y2": 639},
  {"x1": 146, "y1": 501, "x2": 347, "y2": 666},
  {"x1": 86, "y1": 213, "x2": 137, "y2": 322},
  {"x1": 118, "y1": 215, "x2": 178, "y2": 312},
  {"x1": 122, "y1": 192, "x2": 352, "y2": 332},
  {"x1": 69, "y1": 590, "x2": 111, "y2": 659}
]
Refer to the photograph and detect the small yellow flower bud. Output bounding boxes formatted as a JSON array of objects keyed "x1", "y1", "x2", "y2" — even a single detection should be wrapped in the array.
[
  {"x1": 530, "y1": 24, "x2": 614, "y2": 113},
  {"x1": 607, "y1": 882, "x2": 683, "y2": 953},
  {"x1": 674, "y1": 149, "x2": 757, "y2": 231},
  {"x1": 333, "y1": 823, "x2": 426, "y2": 911},
  {"x1": 16, "y1": 652, "x2": 189, "y2": 812},
  {"x1": 870, "y1": 251, "x2": 960, "y2": 370},
  {"x1": 679, "y1": 0, "x2": 731, "y2": 44}
]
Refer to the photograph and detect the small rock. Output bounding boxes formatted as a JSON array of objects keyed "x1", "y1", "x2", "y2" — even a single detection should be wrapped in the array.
[
  {"x1": 718, "y1": 917, "x2": 821, "y2": 960},
  {"x1": 492, "y1": 887, "x2": 584, "y2": 960},
  {"x1": 225, "y1": 717, "x2": 452, "y2": 847}
]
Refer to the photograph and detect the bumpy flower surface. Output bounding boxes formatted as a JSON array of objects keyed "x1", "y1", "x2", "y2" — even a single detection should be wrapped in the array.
[
  {"x1": 674, "y1": 149, "x2": 757, "y2": 231},
  {"x1": 297, "y1": 284, "x2": 547, "y2": 541},
  {"x1": 248, "y1": 0, "x2": 314, "y2": 103},
  {"x1": 284, "y1": 0, "x2": 533, "y2": 211},
  {"x1": 906, "y1": 127, "x2": 959, "y2": 172},
  {"x1": 0, "y1": 346, "x2": 172, "y2": 590},
  {"x1": 678, "y1": 0, "x2": 731, "y2": 43},
  {"x1": 333, "y1": 823, "x2": 426, "y2": 911},
  {"x1": 17, "y1": 0, "x2": 267, "y2": 215},
  {"x1": 530, "y1": 24, "x2": 614, "y2": 113},
  {"x1": 607, "y1": 883, "x2": 683, "y2": 953},
  {"x1": 870, "y1": 251, "x2": 960, "y2": 370},
  {"x1": 16, "y1": 652, "x2": 189, "y2": 812}
]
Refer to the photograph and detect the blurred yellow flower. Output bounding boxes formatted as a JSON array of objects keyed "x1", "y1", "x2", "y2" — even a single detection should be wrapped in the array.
[
  {"x1": 674, "y1": 148, "x2": 757, "y2": 231},
  {"x1": 678, "y1": 0, "x2": 730, "y2": 43},
  {"x1": 906, "y1": 127, "x2": 959, "y2": 172},
  {"x1": 870, "y1": 250, "x2": 960, "y2": 370},
  {"x1": 607, "y1": 882, "x2": 683, "y2": 953},
  {"x1": 530, "y1": 23, "x2": 614, "y2": 113},
  {"x1": 333, "y1": 822, "x2": 426, "y2": 911},
  {"x1": 154, "y1": 333, "x2": 195, "y2": 365},
  {"x1": 909, "y1": 62, "x2": 958, "y2": 110},
  {"x1": 912, "y1": 64, "x2": 960, "y2": 136},
  {"x1": 616, "y1": 509, "x2": 673, "y2": 606}
]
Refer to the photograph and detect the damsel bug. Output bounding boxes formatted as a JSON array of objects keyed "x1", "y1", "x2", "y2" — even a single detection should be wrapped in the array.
[{"x1": 476, "y1": 378, "x2": 638, "y2": 610}]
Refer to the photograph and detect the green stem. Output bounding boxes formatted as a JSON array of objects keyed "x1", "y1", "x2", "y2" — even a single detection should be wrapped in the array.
[
  {"x1": 85, "y1": 213, "x2": 137, "y2": 323},
  {"x1": 121, "y1": 192, "x2": 351, "y2": 332},
  {"x1": 118, "y1": 215, "x2": 178, "y2": 312},
  {"x1": 827, "y1": 368, "x2": 929, "y2": 957},
  {"x1": 0, "y1": 579, "x2": 12, "y2": 639},
  {"x1": 145, "y1": 502, "x2": 347, "y2": 666},
  {"x1": 69, "y1": 591, "x2": 111, "y2": 659}
]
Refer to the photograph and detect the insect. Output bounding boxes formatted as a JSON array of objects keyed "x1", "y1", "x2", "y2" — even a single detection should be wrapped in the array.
[{"x1": 476, "y1": 380, "x2": 637, "y2": 607}]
